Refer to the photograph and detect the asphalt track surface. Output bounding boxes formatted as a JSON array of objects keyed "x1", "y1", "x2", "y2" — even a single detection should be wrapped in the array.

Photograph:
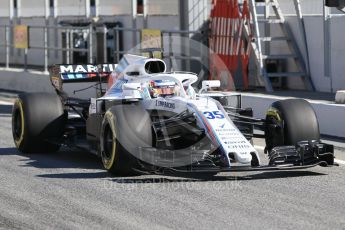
[{"x1": 0, "y1": 97, "x2": 345, "y2": 229}]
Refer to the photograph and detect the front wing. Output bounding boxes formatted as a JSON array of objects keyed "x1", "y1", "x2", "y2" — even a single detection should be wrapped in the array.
[{"x1": 136, "y1": 140, "x2": 335, "y2": 174}]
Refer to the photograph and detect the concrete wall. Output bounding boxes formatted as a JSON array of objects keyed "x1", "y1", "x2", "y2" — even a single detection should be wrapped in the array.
[
  {"x1": 284, "y1": 15, "x2": 345, "y2": 92},
  {"x1": 0, "y1": 69, "x2": 54, "y2": 93},
  {"x1": 262, "y1": 2, "x2": 345, "y2": 92},
  {"x1": 187, "y1": 0, "x2": 209, "y2": 31},
  {"x1": 1, "y1": 68, "x2": 343, "y2": 138},
  {"x1": 0, "y1": 0, "x2": 181, "y2": 67},
  {"x1": 330, "y1": 16, "x2": 345, "y2": 92},
  {"x1": 0, "y1": 69, "x2": 100, "y2": 99},
  {"x1": 0, "y1": 0, "x2": 10, "y2": 17},
  {"x1": 277, "y1": 0, "x2": 324, "y2": 15},
  {"x1": 18, "y1": 0, "x2": 47, "y2": 17},
  {"x1": 303, "y1": 16, "x2": 330, "y2": 92},
  {"x1": 1, "y1": 0, "x2": 345, "y2": 92},
  {"x1": 277, "y1": 0, "x2": 342, "y2": 15},
  {"x1": 0, "y1": 13, "x2": 181, "y2": 67},
  {"x1": 241, "y1": 93, "x2": 345, "y2": 138}
]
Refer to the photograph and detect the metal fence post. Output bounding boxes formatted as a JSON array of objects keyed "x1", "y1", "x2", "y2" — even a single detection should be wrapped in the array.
[
  {"x1": 186, "y1": 33, "x2": 191, "y2": 72},
  {"x1": 5, "y1": 25, "x2": 10, "y2": 69},
  {"x1": 66, "y1": 29, "x2": 70, "y2": 64},
  {"x1": 103, "y1": 25, "x2": 107, "y2": 63},
  {"x1": 323, "y1": 0, "x2": 333, "y2": 92},
  {"x1": 1, "y1": 25, "x2": 205, "y2": 75},
  {"x1": 115, "y1": 27, "x2": 120, "y2": 63},
  {"x1": 24, "y1": 48, "x2": 28, "y2": 71},
  {"x1": 168, "y1": 32, "x2": 173, "y2": 71},
  {"x1": 89, "y1": 24, "x2": 93, "y2": 63},
  {"x1": 44, "y1": 25, "x2": 48, "y2": 73},
  {"x1": 200, "y1": 29, "x2": 205, "y2": 78}
]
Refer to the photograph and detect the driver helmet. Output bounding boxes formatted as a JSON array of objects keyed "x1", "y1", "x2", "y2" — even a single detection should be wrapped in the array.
[{"x1": 149, "y1": 80, "x2": 177, "y2": 98}]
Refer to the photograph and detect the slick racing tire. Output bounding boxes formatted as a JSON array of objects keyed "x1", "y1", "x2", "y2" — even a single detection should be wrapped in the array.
[
  {"x1": 100, "y1": 104, "x2": 152, "y2": 175},
  {"x1": 12, "y1": 93, "x2": 66, "y2": 153},
  {"x1": 265, "y1": 99, "x2": 320, "y2": 152}
]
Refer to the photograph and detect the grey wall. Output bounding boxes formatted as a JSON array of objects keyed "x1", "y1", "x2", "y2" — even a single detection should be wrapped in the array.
[
  {"x1": 261, "y1": 2, "x2": 345, "y2": 92},
  {"x1": 285, "y1": 15, "x2": 345, "y2": 92},
  {"x1": 241, "y1": 93, "x2": 345, "y2": 138},
  {"x1": 0, "y1": 69, "x2": 99, "y2": 99},
  {"x1": 1, "y1": 0, "x2": 345, "y2": 92},
  {"x1": 0, "y1": 69, "x2": 54, "y2": 93},
  {"x1": 329, "y1": 16, "x2": 345, "y2": 92}
]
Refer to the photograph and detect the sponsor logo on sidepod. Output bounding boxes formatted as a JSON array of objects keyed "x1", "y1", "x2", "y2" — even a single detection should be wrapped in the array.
[{"x1": 155, "y1": 101, "x2": 176, "y2": 109}]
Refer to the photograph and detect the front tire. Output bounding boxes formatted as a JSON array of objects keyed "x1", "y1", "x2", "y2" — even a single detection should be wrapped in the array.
[
  {"x1": 12, "y1": 93, "x2": 66, "y2": 153},
  {"x1": 100, "y1": 104, "x2": 152, "y2": 175},
  {"x1": 265, "y1": 99, "x2": 320, "y2": 152}
]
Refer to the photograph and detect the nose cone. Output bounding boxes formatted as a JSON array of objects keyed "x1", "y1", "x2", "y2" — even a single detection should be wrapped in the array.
[{"x1": 233, "y1": 151, "x2": 252, "y2": 164}]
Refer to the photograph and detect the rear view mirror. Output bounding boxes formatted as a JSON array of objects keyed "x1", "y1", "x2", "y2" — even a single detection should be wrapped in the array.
[
  {"x1": 122, "y1": 83, "x2": 141, "y2": 90},
  {"x1": 122, "y1": 83, "x2": 142, "y2": 98},
  {"x1": 199, "y1": 80, "x2": 221, "y2": 93}
]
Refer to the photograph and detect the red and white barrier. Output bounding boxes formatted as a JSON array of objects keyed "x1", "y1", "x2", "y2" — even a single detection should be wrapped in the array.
[{"x1": 209, "y1": 0, "x2": 252, "y2": 90}]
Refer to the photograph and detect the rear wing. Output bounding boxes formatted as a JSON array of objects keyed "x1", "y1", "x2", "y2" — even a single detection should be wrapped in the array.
[{"x1": 49, "y1": 64, "x2": 117, "y2": 90}]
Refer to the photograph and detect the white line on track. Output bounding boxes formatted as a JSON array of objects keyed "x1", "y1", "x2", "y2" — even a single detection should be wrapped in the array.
[{"x1": 254, "y1": 145, "x2": 344, "y2": 165}]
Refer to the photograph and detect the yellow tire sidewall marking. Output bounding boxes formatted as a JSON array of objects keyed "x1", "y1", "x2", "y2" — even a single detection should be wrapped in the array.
[
  {"x1": 14, "y1": 99, "x2": 25, "y2": 148},
  {"x1": 103, "y1": 111, "x2": 117, "y2": 170},
  {"x1": 266, "y1": 108, "x2": 281, "y2": 122}
]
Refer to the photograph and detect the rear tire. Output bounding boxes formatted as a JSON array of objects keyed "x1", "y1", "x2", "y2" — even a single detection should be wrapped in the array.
[
  {"x1": 12, "y1": 93, "x2": 66, "y2": 153},
  {"x1": 265, "y1": 99, "x2": 320, "y2": 152}
]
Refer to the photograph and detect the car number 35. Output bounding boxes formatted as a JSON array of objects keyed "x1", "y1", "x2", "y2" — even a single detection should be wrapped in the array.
[{"x1": 203, "y1": 111, "x2": 225, "y2": 119}]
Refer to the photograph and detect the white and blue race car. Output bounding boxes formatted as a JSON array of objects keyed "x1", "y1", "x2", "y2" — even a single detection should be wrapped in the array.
[{"x1": 12, "y1": 53, "x2": 335, "y2": 175}]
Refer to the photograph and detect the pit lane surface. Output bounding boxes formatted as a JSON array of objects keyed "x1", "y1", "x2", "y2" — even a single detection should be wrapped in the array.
[{"x1": 1, "y1": 98, "x2": 345, "y2": 229}]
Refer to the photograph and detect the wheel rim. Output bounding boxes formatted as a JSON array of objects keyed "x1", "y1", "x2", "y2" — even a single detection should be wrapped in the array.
[
  {"x1": 103, "y1": 126, "x2": 113, "y2": 160},
  {"x1": 13, "y1": 108, "x2": 22, "y2": 140},
  {"x1": 101, "y1": 112, "x2": 118, "y2": 170}
]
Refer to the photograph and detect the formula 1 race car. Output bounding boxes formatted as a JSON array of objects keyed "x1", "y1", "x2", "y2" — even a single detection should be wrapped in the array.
[{"x1": 11, "y1": 52, "x2": 335, "y2": 175}]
